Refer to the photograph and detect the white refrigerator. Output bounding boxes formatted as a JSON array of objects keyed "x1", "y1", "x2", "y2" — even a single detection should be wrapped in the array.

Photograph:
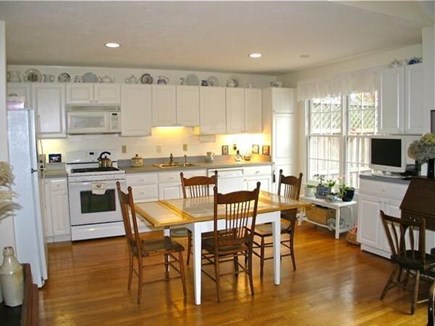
[{"x1": 7, "y1": 109, "x2": 48, "y2": 287}]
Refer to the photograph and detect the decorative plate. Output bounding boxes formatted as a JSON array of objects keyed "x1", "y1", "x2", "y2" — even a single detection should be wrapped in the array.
[
  {"x1": 82, "y1": 72, "x2": 98, "y2": 83},
  {"x1": 140, "y1": 73, "x2": 153, "y2": 84},
  {"x1": 207, "y1": 76, "x2": 219, "y2": 87},
  {"x1": 23, "y1": 69, "x2": 43, "y2": 82},
  {"x1": 58, "y1": 72, "x2": 71, "y2": 83},
  {"x1": 185, "y1": 74, "x2": 200, "y2": 86}
]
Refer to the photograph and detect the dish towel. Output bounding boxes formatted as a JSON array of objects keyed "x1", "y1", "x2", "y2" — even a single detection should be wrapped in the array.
[{"x1": 91, "y1": 182, "x2": 107, "y2": 195}]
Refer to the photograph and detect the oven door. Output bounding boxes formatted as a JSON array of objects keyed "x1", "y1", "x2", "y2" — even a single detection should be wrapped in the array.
[{"x1": 68, "y1": 179, "x2": 125, "y2": 226}]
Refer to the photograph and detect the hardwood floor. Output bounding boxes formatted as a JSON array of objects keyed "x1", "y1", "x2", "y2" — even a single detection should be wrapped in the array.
[{"x1": 39, "y1": 222, "x2": 429, "y2": 325}]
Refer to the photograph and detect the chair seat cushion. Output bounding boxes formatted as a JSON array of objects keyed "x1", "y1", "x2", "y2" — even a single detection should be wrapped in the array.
[
  {"x1": 138, "y1": 236, "x2": 184, "y2": 256},
  {"x1": 253, "y1": 219, "x2": 292, "y2": 237},
  {"x1": 392, "y1": 251, "x2": 435, "y2": 271}
]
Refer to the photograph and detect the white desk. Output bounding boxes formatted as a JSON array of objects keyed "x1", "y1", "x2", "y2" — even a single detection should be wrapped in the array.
[
  {"x1": 135, "y1": 191, "x2": 310, "y2": 305},
  {"x1": 301, "y1": 196, "x2": 357, "y2": 239}
]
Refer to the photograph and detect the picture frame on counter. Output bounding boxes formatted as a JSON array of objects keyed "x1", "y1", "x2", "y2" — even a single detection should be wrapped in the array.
[
  {"x1": 252, "y1": 144, "x2": 259, "y2": 154},
  {"x1": 262, "y1": 145, "x2": 270, "y2": 156},
  {"x1": 222, "y1": 145, "x2": 229, "y2": 155}
]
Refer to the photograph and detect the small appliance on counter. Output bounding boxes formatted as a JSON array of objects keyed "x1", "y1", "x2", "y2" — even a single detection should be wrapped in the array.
[{"x1": 131, "y1": 154, "x2": 144, "y2": 167}]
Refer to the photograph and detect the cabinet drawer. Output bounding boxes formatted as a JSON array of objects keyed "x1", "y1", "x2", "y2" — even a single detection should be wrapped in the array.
[
  {"x1": 48, "y1": 178, "x2": 67, "y2": 191},
  {"x1": 359, "y1": 178, "x2": 408, "y2": 200},
  {"x1": 158, "y1": 169, "x2": 206, "y2": 183},
  {"x1": 126, "y1": 173, "x2": 158, "y2": 186},
  {"x1": 243, "y1": 165, "x2": 272, "y2": 176},
  {"x1": 131, "y1": 185, "x2": 159, "y2": 202}
]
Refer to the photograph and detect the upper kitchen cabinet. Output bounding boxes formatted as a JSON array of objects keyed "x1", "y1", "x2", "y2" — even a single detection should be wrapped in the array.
[
  {"x1": 176, "y1": 86, "x2": 200, "y2": 126},
  {"x1": 31, "y1": 83, "x2": 66, "y2": 138},
  {"x1": 262, "y1": 87, "x2": 295, "y2": 113},
  {"x1": 199, "y1": 87, "x2": 226, "y2": 134},
  {"x1": 378, "y1": 63, "x2": 424, "y2": 134},
  {"x1": 7, "y1": 82, "x2": 32, "y2": 108},
  {"x1": 152, "y1": 85, "x2": 177, "y2": 126},
  {"x1": 66, "y1": 83, "x2": 121, "y2": 105},
  {"x1": 226, "y1": 88, "x2": 262, "y2": 134},
  {"x1": 120, "y1": 84, "x2": 152, "y2": 136}
]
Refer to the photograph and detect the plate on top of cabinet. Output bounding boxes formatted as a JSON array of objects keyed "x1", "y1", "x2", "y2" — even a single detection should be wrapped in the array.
[
  {"x1": 185, "y1": 74, "x2": 200, "y2": 86},
  {"x1": 58, "y1": 72, "x2": 71, "y2": 83},
  {"x1": 140, "y1": 73, "x2": 153, "y2": 84},
  {"x1": 207, "y1": 76, "x2": 219, "y2": 87},
  {"x1": 82, "y1": 72, "x2": 98, "y2": 83},
  {"x1": 23, "y1": 69, "x2": 43, "y2": 82}
]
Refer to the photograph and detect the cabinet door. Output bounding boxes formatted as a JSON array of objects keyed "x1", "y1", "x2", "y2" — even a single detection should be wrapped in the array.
[
  {"x1": 7, "y1": 83, "x2": 32, "y2": 107},
  {"x1": 199, "y1": 87, "x2": 226, "y2": 134},
  {"x1": 126, "y1": 173, "x2": 158, "y2": 202},
  {"x1": 244, "y1": 88, "x2": 262, "y2": 133},
  {"x1": 271, "y1": 88, "x2": 295, "y2": 113},
  {"x1": 272, "y1": 113, "x2": 296, "y2": 174},
  {"x1": 66, "y1": 84, "x2": 94, "y2": 104},
  {"x1": 357, "y1": 193, "x2": 382, "y2": 248},
  {"x1": 152, "y1": 85, "x2": 177, "y2": 126},
  {"x1": 94, "y1": 84, "x2": 121, "y2": 104},
  {"x1": 176, "y1": 86, "x2": 199, "y2": 126},
  {"x1": 378, "y1": 67, "x2": 404, "y2": 134},
  {"x1": 121, "y1": 84, "x2": 152, "y2": 136},
  {"x1": 32, "y1": 83, "x2": 66, "y2": 138},
  {"x1": 44, "y1": 178, "x2": 71, "y2": 242},
  {"x1": 405, "y1": 64, "x2": 424, "y2": 134},
  {"x1": 226, "y1": 88, "x2": 244, "y2": 134}
]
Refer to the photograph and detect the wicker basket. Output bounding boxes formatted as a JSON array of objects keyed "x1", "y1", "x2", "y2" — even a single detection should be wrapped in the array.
[
  {"x1": 346, "y1": 226, "x2": 359, "y2": 245},
  {"x1": 305, "y1": 205, "x2": 335, "y2": 225}
]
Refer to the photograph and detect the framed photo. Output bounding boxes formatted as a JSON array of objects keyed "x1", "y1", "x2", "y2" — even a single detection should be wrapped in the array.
[
  {"x1": 262, "y1": 145, "x2": 270, "y2": 156},
  {"x1": 221, "y1": 145, "x2": 229, "y2": 155},
  {"x1": 252, "y1": 144, "x2": 259, "y2": 154}
]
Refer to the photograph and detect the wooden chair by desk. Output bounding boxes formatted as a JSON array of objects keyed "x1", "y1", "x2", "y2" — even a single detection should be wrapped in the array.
[
  {"x1": 116, "y1": 182, "x2": 187, "y2": 304},
  {"x1": 252, "y1": 170, "x2": 302, "y2": 278},
  {"x1": 201, "y1": 183, "x2": 260, "y2": 302},
  {"x1": 180, "y1": 170, "x2": 217, "y2": 265},
  {"x1": 380, "y1": 210, "x2": 435, "y2": 315}
]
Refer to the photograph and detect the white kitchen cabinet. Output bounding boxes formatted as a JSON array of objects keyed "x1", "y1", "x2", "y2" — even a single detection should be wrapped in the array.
[
  {"x1": 152, "y1": 85, "x2": 177, "y2": 126},
  {"x1": 7, "y1": 82, "x2": 32, "y2": 107},
  {"x1": 378, "y1": 64, "x2": 424, "y2": 134},
  {"x1": 199, "y1": 87, "x2": 226, "y2": 134},
  {"x1": 126, "y1": 173, "x2": 158, "y2": 202},
  {"x1": 120, "y1": 84, "x2": 152, "y2": 136},
  {"x1": 176, "y1": 86, "x2": 200, "y2": 126},
  {"x1": 226, "y1": 88, "x2": 262, "y2": 134},
  {"x1": 66, "y1": 83, "x2": 121, "y2": 104},
  {"x1": 244, "y1": 165, "x2": 273, "y2": 192},
  {"x1": 32, "y1": 83, "x2": 66, "y2": 138},
  {"x1": 357, "y1": 177, "x2": 408, "y2": 258},
  {"x1": 43, "y1": 178, "x2": 71, "y2": 243},
  {"x1": 158, "y1": 169, "x2": 207, "y2": 199},
  {"x1": 262, "y1": 87, "x2": 295, "y2": 113}
]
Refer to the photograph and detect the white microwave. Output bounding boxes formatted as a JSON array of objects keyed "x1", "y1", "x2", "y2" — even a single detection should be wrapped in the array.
[{"x1": 67, "y1": 107, "x2": 121, "y2": 134}]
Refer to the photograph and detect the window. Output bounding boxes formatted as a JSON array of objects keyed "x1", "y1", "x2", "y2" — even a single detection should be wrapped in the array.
[{"x1": 307, "y1": 92, "x2": 378, "y2": 189}]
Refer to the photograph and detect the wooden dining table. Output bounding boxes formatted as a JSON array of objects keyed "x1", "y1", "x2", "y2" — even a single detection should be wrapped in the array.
[{"x1": 134, "y1": 190, "x2": 310, "y2": 305}]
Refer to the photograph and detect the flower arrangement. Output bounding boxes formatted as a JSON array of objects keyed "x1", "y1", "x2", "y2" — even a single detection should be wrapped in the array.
[
  {"x1": 0, "y1": 162, "x2": 20, "y2": 222},
  {"x1": 313, "y1": 174, "x2": 336, "y2": 199},
  {"x1": 408, "y1": 133, "x2": 435, "y2": 163}
]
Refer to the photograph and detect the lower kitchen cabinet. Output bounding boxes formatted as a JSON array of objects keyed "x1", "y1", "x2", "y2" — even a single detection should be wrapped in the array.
[
  {"x1": 357, "y1": 176, "x2": 408, "y2": 258},
  {"x1": 43, "y1": 178, "x2": 71, "y2": 242},
  {"x1": 126, "y1": 173, "x2": 158, "y2": 202},
  {"x1": 158, "y1": 169, "x2": 207, "y2": 199},
  {"x1": 244, "y1": 165, "x2": 273, "y2": 192}
]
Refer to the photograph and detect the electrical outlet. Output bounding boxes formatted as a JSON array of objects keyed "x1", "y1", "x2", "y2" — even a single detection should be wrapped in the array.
[
  {"x1": 156, "y1": 145, "x2": 162, "y2": 153},
  {"x1": 121, "y1": 145, "x2": 127, "y2": 153},
  {"x1": 183, "y1": 144, "x2": 188, "y2": 151}
]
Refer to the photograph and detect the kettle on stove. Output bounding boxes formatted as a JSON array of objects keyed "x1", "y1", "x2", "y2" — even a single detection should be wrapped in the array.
[{"x1": 98, "y1": 151, "x2": 113, "y2": 168}]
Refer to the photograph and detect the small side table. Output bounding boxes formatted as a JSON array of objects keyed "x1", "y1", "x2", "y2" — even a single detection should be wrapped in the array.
[{"x1": 301, "y1": 196, "x2": 357, "y2": 239}]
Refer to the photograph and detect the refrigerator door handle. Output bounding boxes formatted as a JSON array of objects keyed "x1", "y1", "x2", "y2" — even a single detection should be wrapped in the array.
[{"x1": 31, "y1": 168, "x2": 38, "y2": 173}]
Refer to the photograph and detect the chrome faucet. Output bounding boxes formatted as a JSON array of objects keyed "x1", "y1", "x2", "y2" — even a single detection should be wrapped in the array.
[{"x1": 169, "y1": 153, "x2": 174, "y2": 165}]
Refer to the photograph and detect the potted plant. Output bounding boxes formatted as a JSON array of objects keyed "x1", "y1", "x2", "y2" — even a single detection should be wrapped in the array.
[
  {"x1": 304, "y1": 183, "x2": 316, "y2": 197},
  {"x1": 339, "y1": 184, "x2": 355, "y2": 202},
  {"x1": 314, "y1": 174, "x2": 336, "y2": 199},
  {"x1": 408, "y1": 133, "x2": 435, "y2": 178}
]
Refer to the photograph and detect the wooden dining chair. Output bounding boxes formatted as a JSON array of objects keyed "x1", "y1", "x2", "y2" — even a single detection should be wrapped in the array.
[
  {"x1": 252, "y1": 170, "x2": 303, "y2": 278},
  {"x1": 201, "y1": 182, "x2": 260, "y2": 302},
  {"x1": 380, "y1": 210, "x2": 435, "y2": 314},
  {"x1": 180, "y1": 170, "x2": 218, "y2": 265},
  {"x1": 116, "y1": 182, "x2": 187, "y2": 304}
]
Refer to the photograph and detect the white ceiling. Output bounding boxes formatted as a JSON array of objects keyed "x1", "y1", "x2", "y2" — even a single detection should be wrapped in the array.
[{"x1": 0, "y1": 1, "x2": 433, "y2": 75}]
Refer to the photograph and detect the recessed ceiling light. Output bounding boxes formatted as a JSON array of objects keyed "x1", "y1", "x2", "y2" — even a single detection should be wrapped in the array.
[
  {"x1": 249, "y1": 53, "x2": 262, "y2": 58},
  {"x1": 105, "y1": 42, "x2": 120, "y2": 48}
]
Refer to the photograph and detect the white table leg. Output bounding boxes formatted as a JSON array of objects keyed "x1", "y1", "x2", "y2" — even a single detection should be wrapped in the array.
[
  {"x1": 335, "y1": 209, "x2": 340, "y2": 239},
  {"x1": 192, "y1": 223, "x2": 202, "y2": 305},
  {"x1": 272, "y1": 214, "x2": 281, "y2": 285},
  {"x1": 163, "y1": 227, "x2": 170, "y2": 237}
]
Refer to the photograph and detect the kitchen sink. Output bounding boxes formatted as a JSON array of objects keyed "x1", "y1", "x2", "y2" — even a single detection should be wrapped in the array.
[{"x1": 152, "y1": 163, "x2": 197, "y2": 168}]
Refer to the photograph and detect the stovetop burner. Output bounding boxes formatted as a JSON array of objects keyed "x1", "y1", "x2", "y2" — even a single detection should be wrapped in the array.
[{"x1": 71, "y1": 167, "x2": 120, "y2": 173}]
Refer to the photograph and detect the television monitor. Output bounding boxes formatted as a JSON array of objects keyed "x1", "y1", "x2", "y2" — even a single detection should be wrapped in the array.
[{"x1": 369, "y1": 136, "x2": 407, "y2": 176}]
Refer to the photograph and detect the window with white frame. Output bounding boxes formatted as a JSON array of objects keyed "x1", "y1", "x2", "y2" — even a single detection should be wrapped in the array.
[{"x1": 307, "y1": 92, "x2": 378, "y2": 189}]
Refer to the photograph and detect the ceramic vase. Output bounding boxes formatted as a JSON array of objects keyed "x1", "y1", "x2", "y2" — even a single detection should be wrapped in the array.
[{"x1": 0, "y1": 246, "x2": 24, "y2": 307}]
